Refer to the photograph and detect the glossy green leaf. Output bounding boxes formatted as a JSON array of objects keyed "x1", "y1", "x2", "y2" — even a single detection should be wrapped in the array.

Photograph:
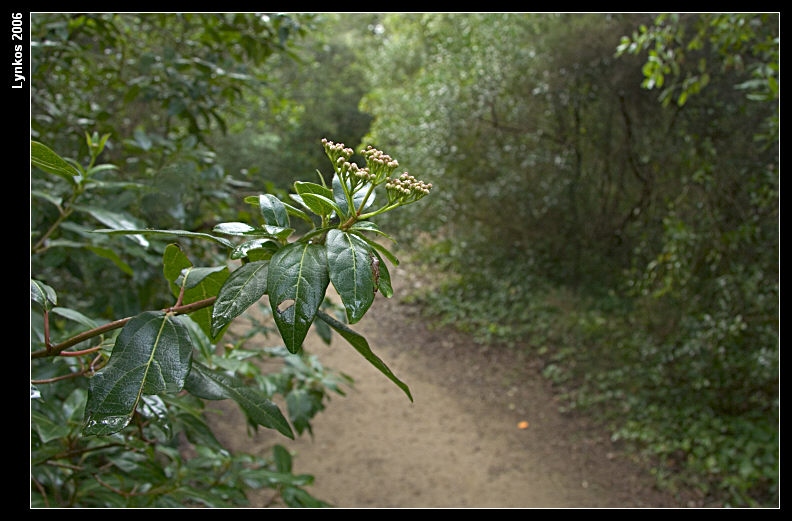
[
  {"x1": 349, "y1": 231, "x2": 400, "y2": 266},
  {"x1": 185, "y1": 361, "x2": 294, "y2": 439},
  {"x1": 179, "y1": 266, "x2": 230, "y2": 342},
  {"x1": 176, "y1": 266, "x2": 228, "y2": 290},
  {"x1": 51, "y1": 307, "x2": 99, "y2": 330},
  {"x1": 267, "y1": 242, "x2": 329, "y2": 353},
  {"x1": 93, "y1": 228, "x2": 234, "y2": 249},
  {"x1": 281, "y1": 200, "x2": 314, "y2": 224},
  {"x1": 326, "y1": 229, "x2": 375, "y2": 323},
  {"x1": 294, "y1": 181, "x2": 333, "y2": 199},
  {"x1": 263, "y1": 224, "x2": 295, "y2": 240},
  {"x1": 77, "y1": 206, "x2": 150, "y2": 247},
  {"x1": 294, "y1": 181, "x2": 339, "y2": 217},
  {"x1": 245, "y1": 195, "x2": 312, "y2": 224},
  {"x1": 83, "y1": 311, "x2": 194, "y2": 436},
  {"x1": 31, "y1": 141, "x2": 80, "y2": 184},
  {"x1": 316, "y1": 310, "x2": 412, "y2": 402},
  {"x1": 298, "y1": 192, "x2": 343, "y2": 218},
  {"x1": 139, "y1": 395, "x2": 173, "y2": 439},
  {"x1": 332, "y1": 173, "x2": 374, "y2": 216},
  {"x1": 257, "y1": 193, "x2": 290, "y2": 228},
  {"x1": 211, "y1": 260, "x2": 269, "y2": 337},
  {"x1": 349, "y1": 220, "x2": 397, "y2": 243},
  {"x1": 163, "y1": 244, "x2": 193, "y2": 297},
  {"x1": 212, "y1": 221, "x2": 262, "y2": 236},
  {"x1": 297, "y1": 226, "x2": 334, "y2": 244},
  {"x1": 31, "y1": 279, "x2": 57, "y2": 311},
  {"x1": 230, "y1": 238, "x2": 280, "y2": 260}
]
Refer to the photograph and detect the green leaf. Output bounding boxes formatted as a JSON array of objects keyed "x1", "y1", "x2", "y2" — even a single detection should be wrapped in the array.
[
  {"x1": 76, "y1": 206, "x2": 150, "y2": 247},
  {"x1": 281, "y1": 200, "x2": 314, "y2": 224},
  {"x1": 83, "y1": 311, "x2": 194, "y2": 436},
  {"x1": 281, "y1": 486, "x2": 332, "y2": 508},
  {"x1": 286, "y1": 388, "x2": 322, "y2": 436},
  {"x1": 212, "y1": 222, "x2": 261, "y2": 236},
  {"x1": 85, "y1": 245, "x2": 134, "y2": 275},
  {"x1": 349, "y1": 231, "x2": 400, "y2": 266},
  {"x1": 40, "y1": 239, "x2": 135, "y2": 276},
  {"x1": 31, "y1": 141, "x2": 80, "y2": 184},
  {"x1": 294, "y1": 181, "x2": 333, "y2": 199},
  {"x1": 332, "y1": 174, "x2": 352, "y2": 216},
  {"x1": 51, "y1": 307, "x2": 99, "y2": 330},
  {"x1": 257, "y1": 194, "x2": 290, "y2": 228},
  {"x1": 31, "y1": 409, "x2": 71, "y2": 443},
  {"x1": 315, "y1": 310, "x2": 412, "y2": 402},
  {"x1": 163, "y1": 244, "x2": 193, "y2": 297},
  {"x1": 297, "y1": 192, "x2": 343, "y2": 218},
  {"x1": 294, "y1": 181, "x2": 340, "y2": 217},
  {"x1": 230, "y1": 238, "x2": 280, "y2": 260},
  {"x1": 85, "y1": 163, "x2": 118, "y2": 177},
  {"x1": 174, "y1": 412, "x2": 225, "y2": 452},
  {"x1": 179, "y1": 266, "x2": 230, "y2": 342},
  {"x1": 176, "y1": 266, "x2": 228, "y2": 290},
  {"x1": 325, "y1": 229, "x2": 375, "y2": 323},
  {"x1": 31, "y1": 279, "x2": 57, "y2": 311},
  {"x1": 93, "y1": 228, "x2": 234, "y2": 249},
  {"x1": 185, "y1": 362, "x2": 294, "y2": 439},
  {"x1": 245, "y1": 195, "x2": 312, "y2": 224},
  {"x1": 31, "y1": 190, "x2": 63, "y2": 209},
  {"x1": 272, "y1": 444, "x2": 292, "y2": 473},
  {"x1": 349, "y1": 220, "x2": 397, "y2": 243},
  {"x1": 211, "y1": 260, "x2": 269, "y2": 337},
  {"x1": 267, "y1": 242, "x2": 329, "y2": 353},
  {"x1": 263, "y1": 224, "x2": 295, "y2": 241}
]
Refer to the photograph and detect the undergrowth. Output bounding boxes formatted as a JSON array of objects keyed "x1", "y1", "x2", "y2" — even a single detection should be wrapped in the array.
[{"x1": 407, "y1": 240, "x2": 779, "y2": 508}]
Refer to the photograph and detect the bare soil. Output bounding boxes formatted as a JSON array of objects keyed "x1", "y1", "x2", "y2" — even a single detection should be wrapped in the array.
[{"x1": 208, "y1": 265, "x2": 695, "y2": 508}]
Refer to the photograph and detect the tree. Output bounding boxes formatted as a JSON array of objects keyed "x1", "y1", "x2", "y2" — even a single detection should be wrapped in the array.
[{"x1": 358, "y1": 12, "x2": 779, "y2": 505}]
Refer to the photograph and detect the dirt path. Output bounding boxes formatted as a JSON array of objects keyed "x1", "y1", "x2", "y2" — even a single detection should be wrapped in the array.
[{"x1": 210, "y1": 265, "x2": 691, "y2": 508}]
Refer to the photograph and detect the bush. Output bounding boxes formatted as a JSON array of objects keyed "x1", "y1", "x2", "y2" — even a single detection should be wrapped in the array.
[{"x1": 31, "y1": 137, "x2": 430, "y2": 507}]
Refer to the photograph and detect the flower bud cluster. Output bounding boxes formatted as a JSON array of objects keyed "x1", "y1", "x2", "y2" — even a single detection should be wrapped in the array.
[
  {"x1": 321, "y1": 138, "x2": 354, "y2": 165},
  {"x1": 322, "y1": 138, "x2": 370, "y2": 190},
  {"x1": 385, "y1": 172, "x2": 433, "y2": 204},
  {"x1": 321, "y1": 138, "x2": 433, "y2": 213},
  {"x1": 362, "y1": 145, "x2": 400, "y2": 185}
]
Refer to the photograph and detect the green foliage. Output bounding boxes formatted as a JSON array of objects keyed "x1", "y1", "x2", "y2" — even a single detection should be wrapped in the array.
[
  {"x1": 361, "y1": 13, "x2": 778, "y2": 507},
  {"x1": 208, "y1": 13, "x2": 378, "y2": 194},
  {"x1": 32, "y1": 138, "x2": 430, "y2": 507},
  {"x1": 30, "y1": 13, "x2": 311, "y2": 325}
]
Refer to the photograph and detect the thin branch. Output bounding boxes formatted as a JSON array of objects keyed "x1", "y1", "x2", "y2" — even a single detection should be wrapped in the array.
[
  {"x1": 31, "y1": 476, "x2": 50, "y2": 508},
  {"x1": 49, "y1": 442, "x2": 125, "y2": 461},
  {"x1": 31, "y1": 372, "x2": 87, "y2": 385},
  {"x1": 59, "y1": 345, "x2": 103, "y2": 357},
  {"x1": 94, "y1": 475, "x2": 139, "y2": 498},
  {"x1": 31, "y1": 297, "x2": 217, "y2": 359},
  {"x1": 31, "y1": 354, "x2": 104, "y2": 384}
]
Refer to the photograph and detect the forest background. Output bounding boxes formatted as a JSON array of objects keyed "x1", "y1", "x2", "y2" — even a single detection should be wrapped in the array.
[{"x1": 30, "y1": 12, "x2": 779, "y2": 508}]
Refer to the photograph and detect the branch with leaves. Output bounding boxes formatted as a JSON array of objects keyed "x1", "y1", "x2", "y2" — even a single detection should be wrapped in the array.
[{"x1": 32, "y1": 137, "x2": 430, "y2": 443}]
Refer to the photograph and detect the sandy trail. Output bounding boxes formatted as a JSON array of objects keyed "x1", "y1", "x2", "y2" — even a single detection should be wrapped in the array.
[{"x1": 209, "y1": 265, "x2": 688, "y2": 508}]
